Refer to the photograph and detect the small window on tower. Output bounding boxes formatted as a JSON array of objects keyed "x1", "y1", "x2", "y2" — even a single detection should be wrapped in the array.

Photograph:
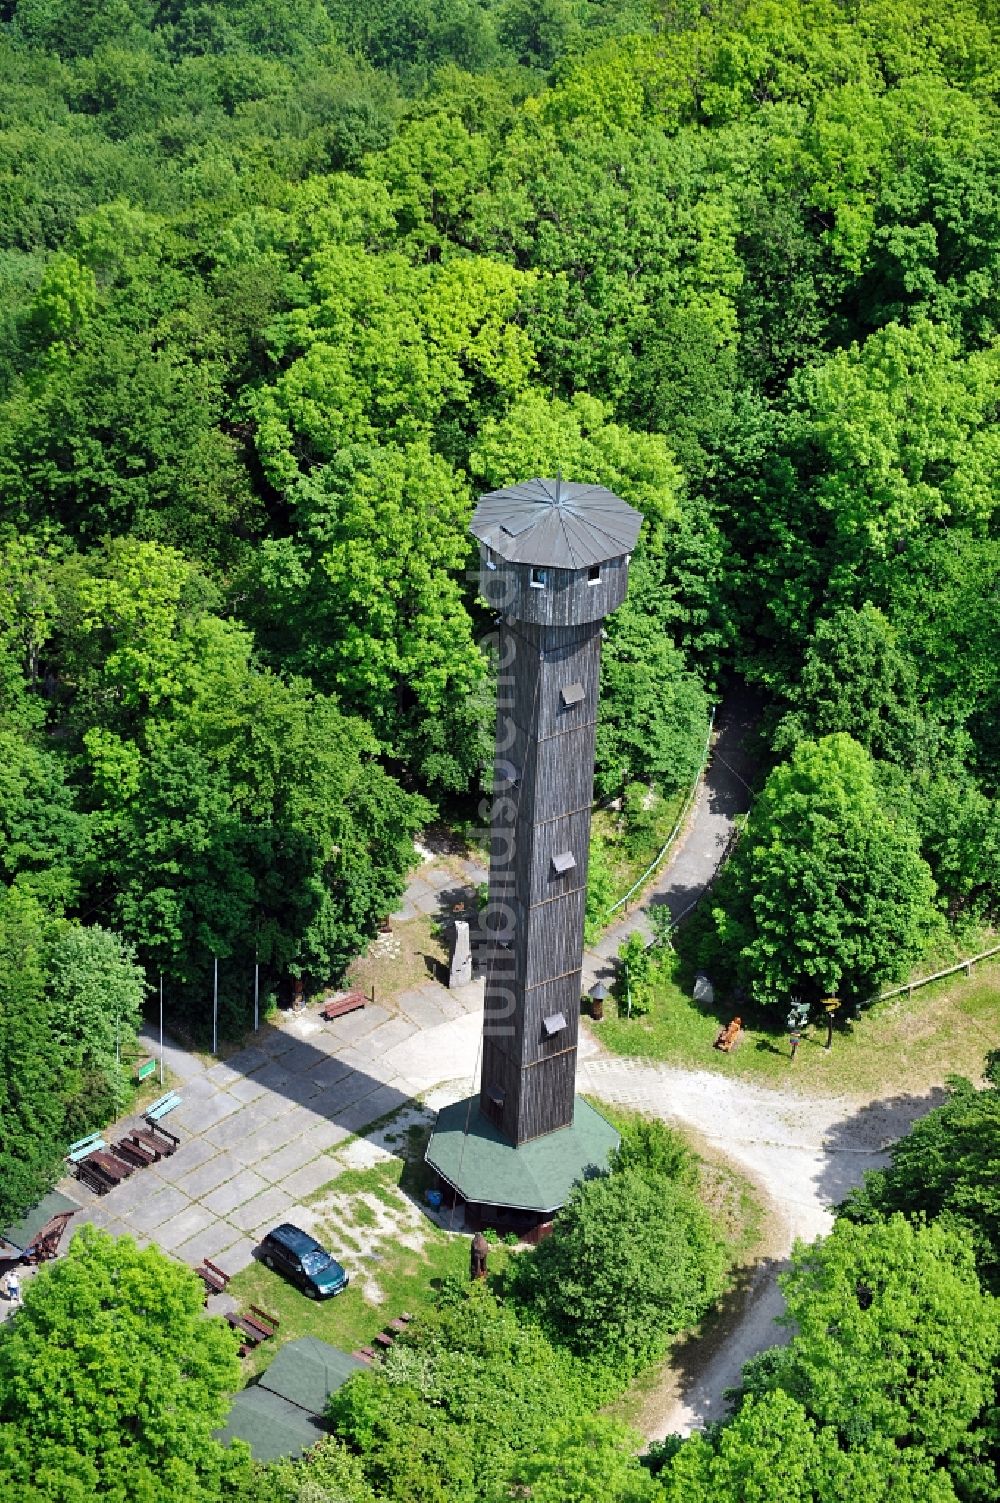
[
  {"x1": 530, "y1": 567, "x2": 548, "y2": 588},
  {"x1": 587, "y1": 564, "x2": 601, "y2": 583},
  {"x1": 561, "y1": 682, "x2": 585, "y2": 708},
  {"x1": 542, "y1": 1012, "x2": 567, "y2": 1038},
  {"x1": 551, "y1": 851, "x2": 576, "y2": 876}
]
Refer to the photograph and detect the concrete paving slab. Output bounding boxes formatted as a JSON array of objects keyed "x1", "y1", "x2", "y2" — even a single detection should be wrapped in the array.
[
  {"x1": 172, "y1": 1220, "x2": 244, "y2": 1267},
  {"x1": 255, "y1": 1139, "x2": 321, "y2": 1185},
  {"x1": 404, "y1": 876, "x2": 434, "y2": 900},
  {"x1": 273, "y1": 1104, "x2": 323, "y2": 1140},
  {"x1": 202, "y1": 1169, "x2": 269, "y2": 1216},
  {"x1": 229, "y1": 1114, "x2": 308, "y2": 1165},
  {"x1": 382, "y1": 1010, "x2": 481, "y2": 1094},
  {"x1": 447, "y1": 979, "x2": 485, "y2": 1013},
  {"x1": 334, "y1": 1083, "x2": 409, "y2": 1134},
  {"x1": 427, "y1": 987, "x2": 469, "y2": 1022},
  {"x1": 258, "y1": 1029, "x2": 300, "y2": 1058},
  {"x1": 93, "y1": 1168, "x2": 170, "y2": 1215},
  {"x1": 228, "y1": 1186, "x2": 295, "y2": 1234},
  {"x1": 413, "y1": 891, "x2": 442, "y2": 916},
  {"x1": 176, "y1": 1150, "x2": 246, "y2": 1199},
  {"x1": 280, "y1": 1157, "x2": 341, "y2": 1201},
  {"x1": 240, "y1": 1087, "x2": 298, "y2": 1125},
  {"x1": 172, "y1": 1090, "x2": 243, "y2": 1133},
  {"x1": 247, "y1": 1062, "x2": 291, "y2": 1092},
  {"x1": 125, "y1": 1184, "x2": 192, "y2": 1233},
  {"x1": 322, "y1": 1003, "x2": 391, "y2": 1042},
  {"x1": 204, "y1": 1062, "x2": 244, "y2": 1088},
  {"x1": 227, "y1": 1074, "x2": 270, "y2": 1104},
  {"x1": 308, "y1": 1070, "x2": 383, "y2": 1117},
  {"x1": 308, "y1": 1056, "x2": 356, "y2": 1089},
  {"x1": 156, "y1": 1204, "x2": 218, "y2": 1252},
  {"x1": 272, "y1": 1041, "x2": 322, "y2": 1075},
  {"x1": 216, "y1": 1236, "x2": 257, "y2": 1274},
  {"x1": 298, "y1": 1119, "x2": 351, "y2": 1155},
  {"x1": 224, "y1": 1046, "x2": 270, "y2": 1074},
  {"x1": 279, "y1": 1074, "x2": 325, "y2": 1106},
  {"x1": 397, "y1": 992, "x2": 448, "y2": 1029},
  {"x1": 361, "y1": 1017, "x2": 418, "y2": 1056},
  {"x1": 80, "y1": 1216, "x2": 136, "y2": 1243},
  {"x1": 174, "y1": 1073, "x2": 224, "y2": 1104},
  {"x1": 389, "y1": 901, "x2": 418, "y2": 921},
  {"x1": 205, "y1": 1106, "x2": 266, "y2": 1152}
]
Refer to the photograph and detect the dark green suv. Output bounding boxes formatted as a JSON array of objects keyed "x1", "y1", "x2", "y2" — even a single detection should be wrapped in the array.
[{"x1": 259, "y1": 1222, "x2": 349, "y2": 1299}]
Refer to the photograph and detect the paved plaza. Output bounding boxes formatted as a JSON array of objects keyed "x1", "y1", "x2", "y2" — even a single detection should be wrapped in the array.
[{"x1": 55, "y1": 974, "x2": 486, "y2": 1277}]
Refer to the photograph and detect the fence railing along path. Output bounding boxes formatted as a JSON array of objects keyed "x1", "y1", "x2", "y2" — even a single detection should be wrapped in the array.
[{"x1": 872, "y1": 941, "x2": 1000, "y2": 1005}]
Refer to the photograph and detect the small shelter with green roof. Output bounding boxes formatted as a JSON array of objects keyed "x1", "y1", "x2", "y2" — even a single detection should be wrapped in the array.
[{"x1": 216, "y1": 1337, "x2": 365, "y2": 1462}]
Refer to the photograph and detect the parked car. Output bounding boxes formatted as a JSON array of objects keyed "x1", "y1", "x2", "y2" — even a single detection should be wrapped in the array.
[{"x1": 258, "y1": 1223, "x2": 349, "y2": 1299}]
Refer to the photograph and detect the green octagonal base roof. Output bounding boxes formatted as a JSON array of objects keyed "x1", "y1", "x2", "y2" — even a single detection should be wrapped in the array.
[{"x1": 426, "y1": 1096, "x2": 618, "y2": 1214}]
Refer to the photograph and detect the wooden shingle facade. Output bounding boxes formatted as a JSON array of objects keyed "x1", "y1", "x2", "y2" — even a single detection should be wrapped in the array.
[{"x1": 471, "y1": 479, "x2": 642, "y2": 1146}]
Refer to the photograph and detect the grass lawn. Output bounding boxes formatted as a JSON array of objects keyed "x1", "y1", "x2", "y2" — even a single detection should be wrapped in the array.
[
  {"x1": 595, "y1": 945, "x2": 1000, "y2": 1100},
  {"x1": 228, "y1": 1222, "x2": 470, "y2": 1378},
  {"x1": 227, "y1": 1114, "x2": 510, "y2": 1379},
  {"x1": 347, "y1": 911, "x2": 449, "y2": 998}
]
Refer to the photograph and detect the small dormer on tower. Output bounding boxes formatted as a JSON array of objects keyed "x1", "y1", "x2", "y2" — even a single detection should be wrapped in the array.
[{"x1": 470, "y1": 478, "x2": 642, "y2": 1147}]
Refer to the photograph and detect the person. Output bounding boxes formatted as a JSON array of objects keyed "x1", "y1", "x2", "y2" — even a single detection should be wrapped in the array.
[
  {"x1": 6, "y1": 1270, "x2": 21, "y2": 1305},
  {"x1": 789, "y1": 1030, "x2": 801, "y2": 1062}
]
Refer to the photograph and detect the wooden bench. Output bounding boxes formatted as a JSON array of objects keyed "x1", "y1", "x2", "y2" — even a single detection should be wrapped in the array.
[
  {"x1": 228, "y1": 1305, "x2": 279, "y2": 1355},
  {"x1": 373, "y1": 1332, "x2": 394, "y2": 1349},
  {"x1": 319, "y1": 990, "x2": 368, "y2": 1022},
  {"x1": 388, "y1": 1317, "x2": 409, "y2": 1333},
  {"x1": 145, "y1": 1091, "x2": 182, "y2": 1122},
  {"x1": 352, "y1": 1347, "x2": 375, "y2": 1364},
  {"x1": 195, "y1": 1259, "x2": 231, "y2": 1297},
  {"x1": 713, "y1": 1017, "x2": 742, "y2": 1053},
  {"x1": 67, "y1": 1133, "x2": 106, "y2": 1164}
]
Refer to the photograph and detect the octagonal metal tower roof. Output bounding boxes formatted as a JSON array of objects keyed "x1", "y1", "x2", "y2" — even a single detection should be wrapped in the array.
[{"x1": 470, "y1": 477, "x2": 642, "y2": 571}]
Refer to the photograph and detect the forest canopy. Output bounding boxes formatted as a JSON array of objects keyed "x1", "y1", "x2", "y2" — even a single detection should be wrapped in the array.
[{"x1": 1, "y1": 0, "x2": 999, "y2": 1222}]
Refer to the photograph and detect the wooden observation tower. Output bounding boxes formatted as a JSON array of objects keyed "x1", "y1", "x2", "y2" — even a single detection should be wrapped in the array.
[
  {"x1": 470, "y1": 477, "x2": 642, "y2": 1146},
  {"x1": 425, "y1": 477, "x2": 641, "y2": 1231}
]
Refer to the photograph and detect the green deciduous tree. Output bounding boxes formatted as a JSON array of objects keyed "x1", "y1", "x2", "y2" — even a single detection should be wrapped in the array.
[
  {"x1": 44, "y1": 922, "x2": 146, "y2": 1131},
  {"x1": 328, "y1": 1284, "x2": 592, "y2": 1503},
  {"x1": 0, "y1": 889, "x2": 66, "y2": 1226},
  {"x1": 735, "y1": 1215, "x2": 999, "y2": 1489},
  {"x1": 506, "y1": 1415, "x2": 655, "y2": 1503},
  {"x1": 512, "y1": 1162, "x2": 725, "y2": 1377},
  {"x1": 839, "y1": 1065, "x2": 1000, "y2": 1295},
  {"x1": 711, "y1": 734, "x2": 938, "y2": 1007},
  {"x1": 657, "y1": 1388, "x2": 961, "y2": 1503},
  {"x1": 0, "y1": 1227, "x2": 247, "y2": 1503}
]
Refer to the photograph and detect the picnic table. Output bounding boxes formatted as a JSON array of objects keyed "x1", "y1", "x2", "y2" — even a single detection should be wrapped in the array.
[
  {"x1": 131, "y1": 1123, "x2": 179, "y2": 1159},
  {"x1": 75, "y1": 1149, "x2": 136, "y2": 1196}
]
